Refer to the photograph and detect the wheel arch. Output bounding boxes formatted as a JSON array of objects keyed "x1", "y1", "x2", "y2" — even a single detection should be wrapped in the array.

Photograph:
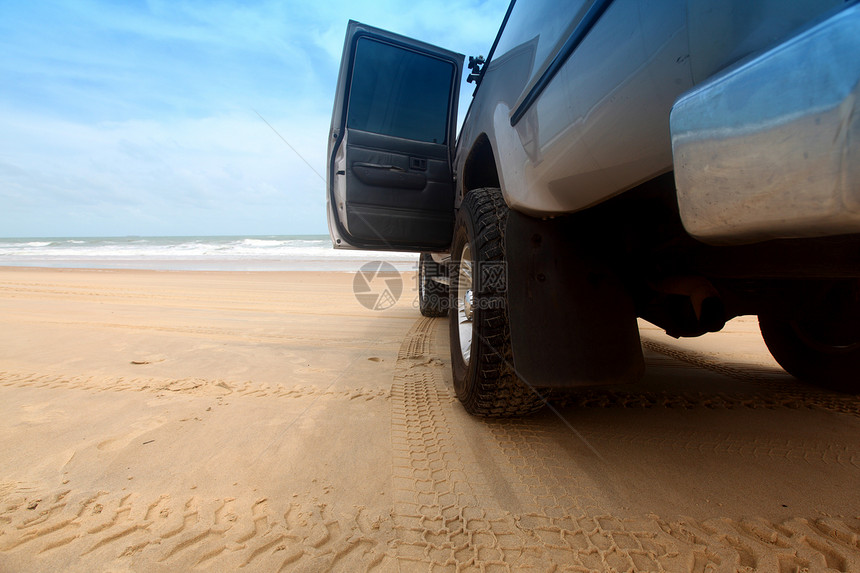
[{"x1": 459, "y1": 134, "x2": 500, "y2": 202}]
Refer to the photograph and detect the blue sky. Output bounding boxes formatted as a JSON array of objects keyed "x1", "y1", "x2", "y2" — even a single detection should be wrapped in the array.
[{"x1": 0, "y1": 0, "x2": 508, "y2": 238}]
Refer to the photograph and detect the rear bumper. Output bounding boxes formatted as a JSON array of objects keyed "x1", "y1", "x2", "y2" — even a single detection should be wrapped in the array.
[{"x1": 671, "y1": 4, "x2": 860, "y2": 246}]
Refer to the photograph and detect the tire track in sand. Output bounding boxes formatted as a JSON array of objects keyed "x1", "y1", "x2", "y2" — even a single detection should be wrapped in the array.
[
  {"x1": 2, "y1": 318, "x2": 858, "y2": 571},
  {"x1": 0, "y1": 488, "x2": 395, "y2": 571},
  {"x1": 0, "y1": 371, "x2": 389, "y2": 402},
  {"x1": 389, "y1": 316, "x2": 860, "y2": 571}
]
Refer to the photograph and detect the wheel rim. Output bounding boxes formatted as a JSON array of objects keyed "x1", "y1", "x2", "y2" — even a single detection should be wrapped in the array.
[
  {"x1": 419, "y1": 257, "x2": 426, "y2": 302},
  {"x1": 457, "y1": 243, "x2": 473, "y2": 365}
]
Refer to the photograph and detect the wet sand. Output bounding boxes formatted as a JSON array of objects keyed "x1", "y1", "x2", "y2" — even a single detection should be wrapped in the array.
[{"x1": 0, "y1": 267, "x2": 858, "y2": 572}]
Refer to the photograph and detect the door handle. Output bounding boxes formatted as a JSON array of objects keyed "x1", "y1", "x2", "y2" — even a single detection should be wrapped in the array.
[
  {"x1": 352, "y1": 162, "x2": 426, "y2": 190},
  {"x1": 353, "y1": 162, "x2": 405, "y2": 172}
]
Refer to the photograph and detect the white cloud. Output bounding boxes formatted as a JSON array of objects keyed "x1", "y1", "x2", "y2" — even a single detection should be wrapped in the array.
[{"x1": 0, "y1": 110, "x2": 328, "y2": 236}]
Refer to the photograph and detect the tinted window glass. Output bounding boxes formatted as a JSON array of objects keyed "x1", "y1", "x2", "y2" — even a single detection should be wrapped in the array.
[{"x1": 347, "y1": 37, "x2": 454, "y2": 144}]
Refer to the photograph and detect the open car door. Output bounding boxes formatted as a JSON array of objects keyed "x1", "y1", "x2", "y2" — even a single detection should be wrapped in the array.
[{"x1": 327, "y1": 21, "x2": 464, "y2": 251}]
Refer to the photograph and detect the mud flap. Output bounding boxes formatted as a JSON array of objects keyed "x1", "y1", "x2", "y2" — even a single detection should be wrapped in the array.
[{"x1": 505, "y1": 211, "x2": 644, "y2": 388}]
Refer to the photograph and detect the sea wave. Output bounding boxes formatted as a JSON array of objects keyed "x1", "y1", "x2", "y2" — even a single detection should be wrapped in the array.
[
  {"x1": 0, "y1": 235, "x2": 420, "y2": 271},
  {"x1": 240, "y1": 238, "x2": 289, "y2": 248}
]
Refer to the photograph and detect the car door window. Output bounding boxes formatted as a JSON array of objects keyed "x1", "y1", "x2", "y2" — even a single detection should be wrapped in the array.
[{"x1": 347, "y1": 37, "x2": 455, "y2": 144}]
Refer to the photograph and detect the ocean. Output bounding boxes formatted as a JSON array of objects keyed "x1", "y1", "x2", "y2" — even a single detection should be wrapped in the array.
[{"x1": 0, "y1": 235, "x2": 420, "y2": 272}]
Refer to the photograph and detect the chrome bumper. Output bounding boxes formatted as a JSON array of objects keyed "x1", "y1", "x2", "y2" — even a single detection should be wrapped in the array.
[{"x1": 671, "y1": 5, "x2": 860, "y2": 245}]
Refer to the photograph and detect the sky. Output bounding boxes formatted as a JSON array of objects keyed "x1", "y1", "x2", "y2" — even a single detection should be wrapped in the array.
[{"x1": 0, "y1": 0, "x2": 508, "y2": 238}]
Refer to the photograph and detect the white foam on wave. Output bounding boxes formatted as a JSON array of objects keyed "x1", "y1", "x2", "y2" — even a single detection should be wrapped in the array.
[
  {"x1": 0, "y1": 235, "x2": 420, "y2": 271},
  {"x1": 239, "y1": 238, "x2": 289, "y2": 248}
]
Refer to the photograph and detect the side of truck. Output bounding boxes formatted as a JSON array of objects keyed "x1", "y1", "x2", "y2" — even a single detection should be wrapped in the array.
[{"x1": 327, "y1": 0, "x2": 860, "y2": 416}]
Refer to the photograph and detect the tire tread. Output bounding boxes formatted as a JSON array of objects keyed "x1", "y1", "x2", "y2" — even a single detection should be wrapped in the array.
[
  {"x1": 453, "y1": 188, "x2": 545, "y2": 417},
  {"x1": 419, "y1": 253, "x2": 448, "y2": 317}
]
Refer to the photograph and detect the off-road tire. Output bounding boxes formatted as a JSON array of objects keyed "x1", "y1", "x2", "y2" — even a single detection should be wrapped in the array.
[
  {"x1": 449, "y1": 187, "x2": 546, "y2": 417},
  {"x1": 418, "y1": 252, "x2": 448, "y2": 317},
  {"x1": 759, "y1": 312, "x2": 860, "y2": 394}
]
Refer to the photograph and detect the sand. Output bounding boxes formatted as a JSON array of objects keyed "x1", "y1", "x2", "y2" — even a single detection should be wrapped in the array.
[{"x1": 0, "y1": 266, "x2": 858, "y2": 572}]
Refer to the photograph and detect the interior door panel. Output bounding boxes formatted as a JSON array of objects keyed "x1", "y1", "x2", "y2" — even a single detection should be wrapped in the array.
[{"x1": 342, "y1": 129, "x2": 453, "y2": 247}]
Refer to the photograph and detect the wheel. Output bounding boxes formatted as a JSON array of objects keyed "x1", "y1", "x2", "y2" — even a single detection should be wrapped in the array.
[
  {"x1": 759, "y1": 281, "x2": 860, "y2": 393},
  {"x1": 448, "y1": 187, "x2": 545, "y2": 416},
  {"x1": 418, "y1": 253, "x2": 448, "y2": 317}
]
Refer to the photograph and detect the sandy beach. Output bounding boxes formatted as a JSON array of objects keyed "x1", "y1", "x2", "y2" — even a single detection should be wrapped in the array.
[{"x1": 0, "y1": 266, "x2": 858, "y2": 572}]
